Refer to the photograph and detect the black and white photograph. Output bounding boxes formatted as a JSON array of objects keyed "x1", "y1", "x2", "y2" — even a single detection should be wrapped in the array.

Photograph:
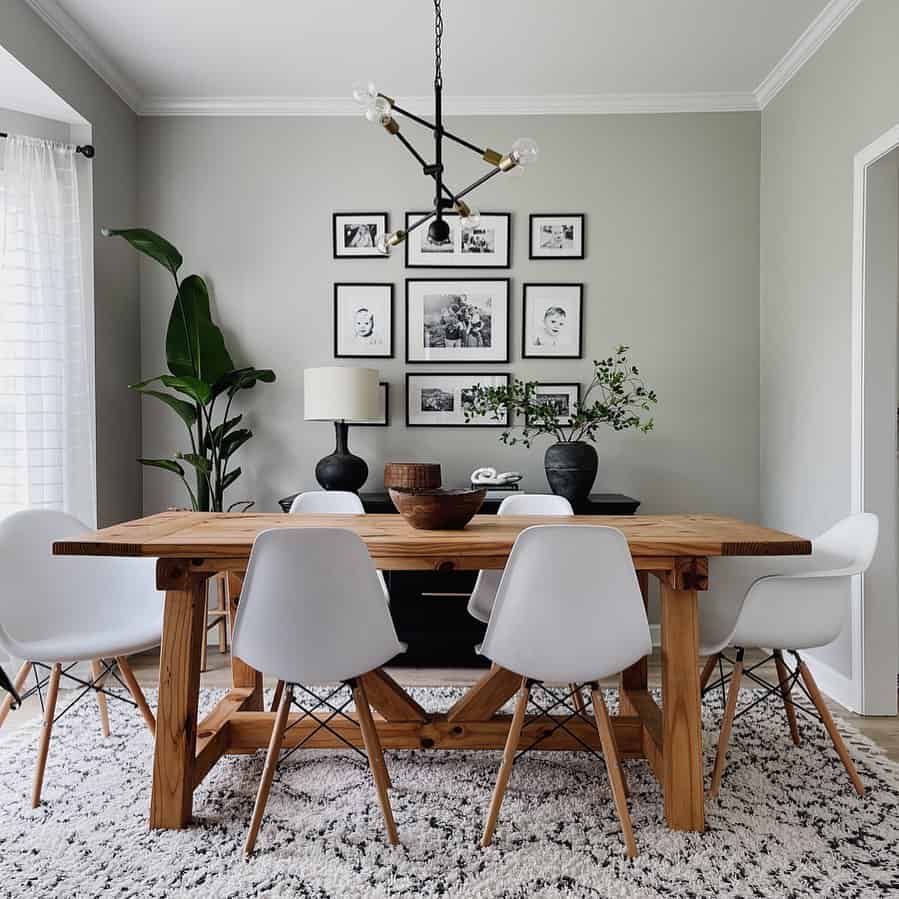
[
  {"x1": 332, "y1": 212, "x2": 388, "y2": 258},
  {"x1": 405, "y1": 212, "x2": 510, "y2": 268},
  {"x1": 529, "y1": 213, "x2": 585, "y2": 259},
  {"x1": 406, "y1": 278, "x2": 509, "y2": 363},
  {"x1": 333, "y1": 283, "x2": 393, "y2": 358},
  {"x1": 522, "y1": 283, "x2": 583, "y2": 359},
  {"x1": 350, "y1": 381, "x2": 389, "y2": 426},
  {"x1": 406, "y1": 373, "x2": 510, "y2": 427},
  {"x1": 526, "y1": 382, "x2": 581, "y2": 427}
]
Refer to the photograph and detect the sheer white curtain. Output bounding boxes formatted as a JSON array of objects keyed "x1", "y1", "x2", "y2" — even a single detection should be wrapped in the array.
[{"x1": 0, "y1": 135, "x2": 95, "y2": 524}]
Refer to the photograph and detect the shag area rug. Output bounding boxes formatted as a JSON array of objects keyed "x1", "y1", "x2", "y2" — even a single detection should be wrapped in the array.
[{"x1": 0, "y1": 685, "x2": 898, "y2": 898}]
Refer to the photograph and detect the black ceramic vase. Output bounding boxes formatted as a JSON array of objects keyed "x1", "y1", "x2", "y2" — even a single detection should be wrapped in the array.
[
  {"x1": 315, "y1": 421, "x2": 368, "y2": 492},
  {"x1": 544, "y1": 441, "x2": 598, "y2": 508}
]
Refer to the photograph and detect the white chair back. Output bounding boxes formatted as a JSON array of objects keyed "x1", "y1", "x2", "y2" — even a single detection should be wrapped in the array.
[
  {"x1": 0, "y1": 509, "x2": 161, "y2": 658},
  {"x1": 727, "y1": 513, "x2": 879, "y2": 652},
  {"x1": 289, "y1": 491, "x2": 364, "y2": 514},
  {"x1": 480, "y1": 525, "x2": 651, "y2": 683},
  {"x1": 467, "y1": 494, "x2": 573, "y2": 624},
  {"x1": 232, "y1": 528, "x2": 404, "y2": 685}
]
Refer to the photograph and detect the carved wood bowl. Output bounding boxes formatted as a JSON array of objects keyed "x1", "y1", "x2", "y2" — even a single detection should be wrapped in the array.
[{"x1": 388, "y1": 487, "x2": 486, "y2": 530}]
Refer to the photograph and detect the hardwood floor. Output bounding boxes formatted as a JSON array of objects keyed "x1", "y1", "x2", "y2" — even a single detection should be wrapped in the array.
[{"x1": 3, "y1": 649, "x2": 898, "y2": 763}]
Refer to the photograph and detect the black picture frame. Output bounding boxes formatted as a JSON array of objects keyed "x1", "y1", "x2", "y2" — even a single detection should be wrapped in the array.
[
  {"x1": 521, "y1": 282, "x2": 584, "y2": 360},
  {"x1": 405, "y1": 372, "x2": 511, "y2": 427},
  {"x1": 351, "y1": 381, "x2": 390, "y2": 427},
  {"x1": 405, "y1": 277, "x2": 511, "y2": 363},
  {"x1": 529, "y1": 213, "x2": 585, "y2": 260},
  {"x1": 526, "y1": 382, "x2": 581, "y2": 427},
  {"x1": 404, "y1": 211, "x2": 511, "y2": 268},
  {"x1": 332, "y1": 212, "x2": 389, "y2": 259},
  {"x1": 333, "y1": 282, "x2": 394, "y2": 359}
]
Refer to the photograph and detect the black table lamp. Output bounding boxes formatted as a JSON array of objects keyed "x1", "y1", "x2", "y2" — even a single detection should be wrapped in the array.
[{"x1": 304, "y1": 366, "x2": 379, "y2": 492}]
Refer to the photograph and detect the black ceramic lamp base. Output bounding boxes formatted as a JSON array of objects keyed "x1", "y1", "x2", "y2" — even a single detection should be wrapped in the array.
[{"x1": 315, "y1": 420, "x2": 368, "y2": 492}]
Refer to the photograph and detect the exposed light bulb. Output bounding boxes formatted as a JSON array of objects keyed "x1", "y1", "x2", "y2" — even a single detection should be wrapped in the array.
[
  {"x1": 511, "y1": 137, "x2": 539, "y2": 167},
  {"x1": 460, "y1": 206, "x2": 481, "y2": 228},
  {"x1": 364, "y1": 96, "x2": 392, "y2": 124},
  {"x1": 351, "y1": 80, "x2": 378, "y2": 105}
]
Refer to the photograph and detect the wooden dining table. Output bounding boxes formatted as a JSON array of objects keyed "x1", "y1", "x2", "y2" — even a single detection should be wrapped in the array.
[{"x1": 54, "y1": 511, "x2": 811, "y2": 834}]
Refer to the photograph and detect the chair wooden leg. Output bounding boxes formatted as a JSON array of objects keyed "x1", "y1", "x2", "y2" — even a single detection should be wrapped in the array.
[
  {"x1": 774, "y1": 650, "x2": 800, "y2": 746},
  {"x1": 797, "y1": 658, "x2": 865, "y2": 797},
  {"x1": 270, "y1": 680, "x2": 285, "y2": 713},
  {"x1": 245, "y1": 684, "x2": 293, "y2": 856},
  {"x1": 570, "y1": 684, "x2": 586, "y2": 714},
  {"x1": 91, "y1": 659, "x2": 111, "y2": 737},
  {"x1": 32, "y1": 663, "x2": 62, "y2": 808},
  {"x1": 591, "y1": 686, "x2": 638, "y2": 858},
  {"x1": 115, "y1": 656, "x2": 156, "y2": 736},
  {"x1": 0, "y1": 661, "x2": 32, "y2": 729},
  {"x1": 710, "y1": 649, "x2": 743, "y2": 800},
  {"x1": 481, "y1": 677, "x2": 530, "y2": 848},
  {"x1": 699, "y1": 654, "x2": 719, "y2": 693},
  {"x1": 353, "y1": 680, "x2": 399, "y2": 845}
]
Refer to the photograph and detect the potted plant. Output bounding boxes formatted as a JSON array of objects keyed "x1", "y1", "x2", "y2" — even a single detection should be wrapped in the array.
[
  {"x1": 104, "y1": 228, "x2": 276, "y2": 512},
  {"x1": 463, "y1": 345, "x2": 657, "y2": 506}
]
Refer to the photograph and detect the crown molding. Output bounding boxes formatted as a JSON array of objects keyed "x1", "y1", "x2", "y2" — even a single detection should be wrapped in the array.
[
  {"x1": 755, "y1": 0, "x2": 864, "y2": 109},
  {"x1": 23, "y1": 0, "x2": 142, "y2": 112},
  {"x1": 139, "y1": 92, "x2": 759, "y2": 117}
]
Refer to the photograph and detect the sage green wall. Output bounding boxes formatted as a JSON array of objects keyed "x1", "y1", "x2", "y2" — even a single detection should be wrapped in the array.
[
  {"x1": 138, "y1": 113, "x2": 761, "y2": 540},
  {"x1": 760, "y1": 0, "x2": 899, "y2": 676},
  {"x1": 0, "y1": 0, "x2": 140, "y2": 527}
]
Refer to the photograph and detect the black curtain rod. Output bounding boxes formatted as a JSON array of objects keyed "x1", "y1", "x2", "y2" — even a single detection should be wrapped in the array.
[{"x1": 0, "y1": 132, "x2": 95, "y2": 158}]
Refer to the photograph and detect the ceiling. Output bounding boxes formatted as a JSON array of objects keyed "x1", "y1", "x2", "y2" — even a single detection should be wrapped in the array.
[{"x1": 20, "y1": 0, "x2": 859, "y2": 115}]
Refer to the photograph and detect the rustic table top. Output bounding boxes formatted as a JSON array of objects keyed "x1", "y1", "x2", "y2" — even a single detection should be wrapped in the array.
[{"x1": 53, "y1": 511, "x2": 812, "y2": 563}]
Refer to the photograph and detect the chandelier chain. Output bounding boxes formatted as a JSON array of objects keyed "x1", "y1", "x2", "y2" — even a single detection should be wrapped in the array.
[{"x1": 434, "y1": 0, "x2": 443, "y2": 89}]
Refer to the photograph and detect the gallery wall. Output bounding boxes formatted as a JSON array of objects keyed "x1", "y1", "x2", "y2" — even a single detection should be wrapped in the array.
[{"x1": 138, "y1": 111, "x2": 761, "y2": 566}]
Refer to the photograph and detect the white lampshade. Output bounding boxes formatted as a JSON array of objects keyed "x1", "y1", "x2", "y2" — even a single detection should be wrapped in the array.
[{"x1": 304, "y1": 366, "x2": 379, "y2": 421}]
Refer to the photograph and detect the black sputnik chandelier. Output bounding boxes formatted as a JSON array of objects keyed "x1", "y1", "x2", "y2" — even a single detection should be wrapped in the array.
[{"x1": 352, "y1": 0, "x2": 538, "y2": 255}]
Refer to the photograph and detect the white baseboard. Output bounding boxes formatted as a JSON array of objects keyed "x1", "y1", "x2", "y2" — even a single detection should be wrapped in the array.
[{"x1": 803, "y1": 653, "x2": 860, "y2": 713}]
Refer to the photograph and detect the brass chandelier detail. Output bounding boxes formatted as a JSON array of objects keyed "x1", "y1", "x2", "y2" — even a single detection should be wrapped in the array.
[{"x1": 352, "y1": 0, "x2": 539, "y2": 254}]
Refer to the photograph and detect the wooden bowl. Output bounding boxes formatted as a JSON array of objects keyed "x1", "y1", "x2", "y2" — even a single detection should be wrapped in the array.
[
  {"x1": 389, "y1": 487, "x2": 486, "y2": 530},
  {"x1": 384, "y1": 462, "x2": 442, "y2": 491}
]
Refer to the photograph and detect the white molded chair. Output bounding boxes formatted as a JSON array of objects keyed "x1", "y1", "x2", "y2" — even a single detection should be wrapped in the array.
[
  {"x1": 288, "y1": 491, "x2": 365, "y2": 514},
  {"x1": 232, "y1": 527, "x2": 405, "y2": 856},
  {"x1": 698, "y1": 513, "x2": 878, "y2": 799},
  {"x1": 0, "y1": 509, "x2": 162, "y2": 807},
  {"x1": 478, "y1": 525, "x2": 652, "y2": 858}
]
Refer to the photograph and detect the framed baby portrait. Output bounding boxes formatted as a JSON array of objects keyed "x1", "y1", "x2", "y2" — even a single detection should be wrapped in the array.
[
  {"x1": 406, "y1": 278, "x2": 510, "y2": 363},
  {"x1": 404, "y1": 212, "x2": 511, "y2": 268},
  {"x1": 521, "y1": 283, "x2": 583, "y2": 359},
  {"x1": 332, "y1": 212, "x2": 388, "y2": 258},
  {"x1": 529, "y1": 214, "x2": 585, "y2": 259},
  {"x1": 333, "y1": 283, "x2": 394, "y2": 358}
]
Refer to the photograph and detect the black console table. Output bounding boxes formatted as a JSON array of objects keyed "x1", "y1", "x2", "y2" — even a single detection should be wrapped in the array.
[{"x1": 278, "y1": 491, "x2": 640, "y2": 667}]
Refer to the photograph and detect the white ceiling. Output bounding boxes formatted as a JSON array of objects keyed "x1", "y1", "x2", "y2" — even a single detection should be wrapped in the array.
[{"x1": 19, "y1": 0, "x2": 860, "y2": 115}]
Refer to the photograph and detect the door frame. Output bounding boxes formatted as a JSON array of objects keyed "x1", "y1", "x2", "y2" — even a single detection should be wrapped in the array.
[{"x1": 848, "y1": 123, "x2": 899, "y2": 715}]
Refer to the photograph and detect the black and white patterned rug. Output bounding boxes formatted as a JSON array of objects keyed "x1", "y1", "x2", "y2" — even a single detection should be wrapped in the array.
[{"x1": 1, "y1": 685, "x2": 898, "y2": 898}]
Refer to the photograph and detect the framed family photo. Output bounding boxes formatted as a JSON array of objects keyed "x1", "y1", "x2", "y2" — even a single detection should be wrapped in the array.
[
  {"x1": 522, "y1": 283, "x2": 583, "y2": 359},
  {"x1": 529, "y1": 214, "x2": 585, "y2": 259},
  {"x1": 406, "y1": 278, "x2": 510, "y2": 363},
  {"x1": 333, "y1": 283, "x2": 393, "y2": 358},
  {"x1": 351, "y1": 381, "x2": 389, "y2": 427},
  {"x1": 332, "y1": 212, "x2": 388, "y2": 258},
  {"x1": 404, "y1": 212, "x2": 510, "y2": 268},
  {"x1": 526, "y1": 382, "x2": 580, "y2": 426},
  {"x1": 406, "y1": 372, "x2": 510, "y2": 427}
]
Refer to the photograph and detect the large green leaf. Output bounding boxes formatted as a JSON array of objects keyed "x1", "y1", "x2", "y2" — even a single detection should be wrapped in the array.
[
  {"x1": 166, "y1": 275, "x2": 234, "y2": 383},
  {"x1": 130, "y1": 385, "x2": 197, "y2": 429},
  {"x1": 177, "y1": 452, "x2": 211, "y2": 475},
  {"x1": 211, "y1": 367, "x2": 276, "y2": 399},
  {"x1": 138, "y1": 458, "x2": 185, "y2": 476},
  {"x1": 103, "y1": 228, "x2": 182, "y2": 276},
  {"x1": 221, "y1": 468, "x2": 242, "y2": 490},
  {"x1": 160, "y1": 375, "x2": 212, "y2": 406},
  {"x1": 220, "y1": 428, "x2": 252, "y2": 460}
]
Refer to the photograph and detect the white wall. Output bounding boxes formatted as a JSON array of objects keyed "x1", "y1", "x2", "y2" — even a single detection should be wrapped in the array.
[{"x1": 760, "y1": 0, "x2": 899, "y2": 682}]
